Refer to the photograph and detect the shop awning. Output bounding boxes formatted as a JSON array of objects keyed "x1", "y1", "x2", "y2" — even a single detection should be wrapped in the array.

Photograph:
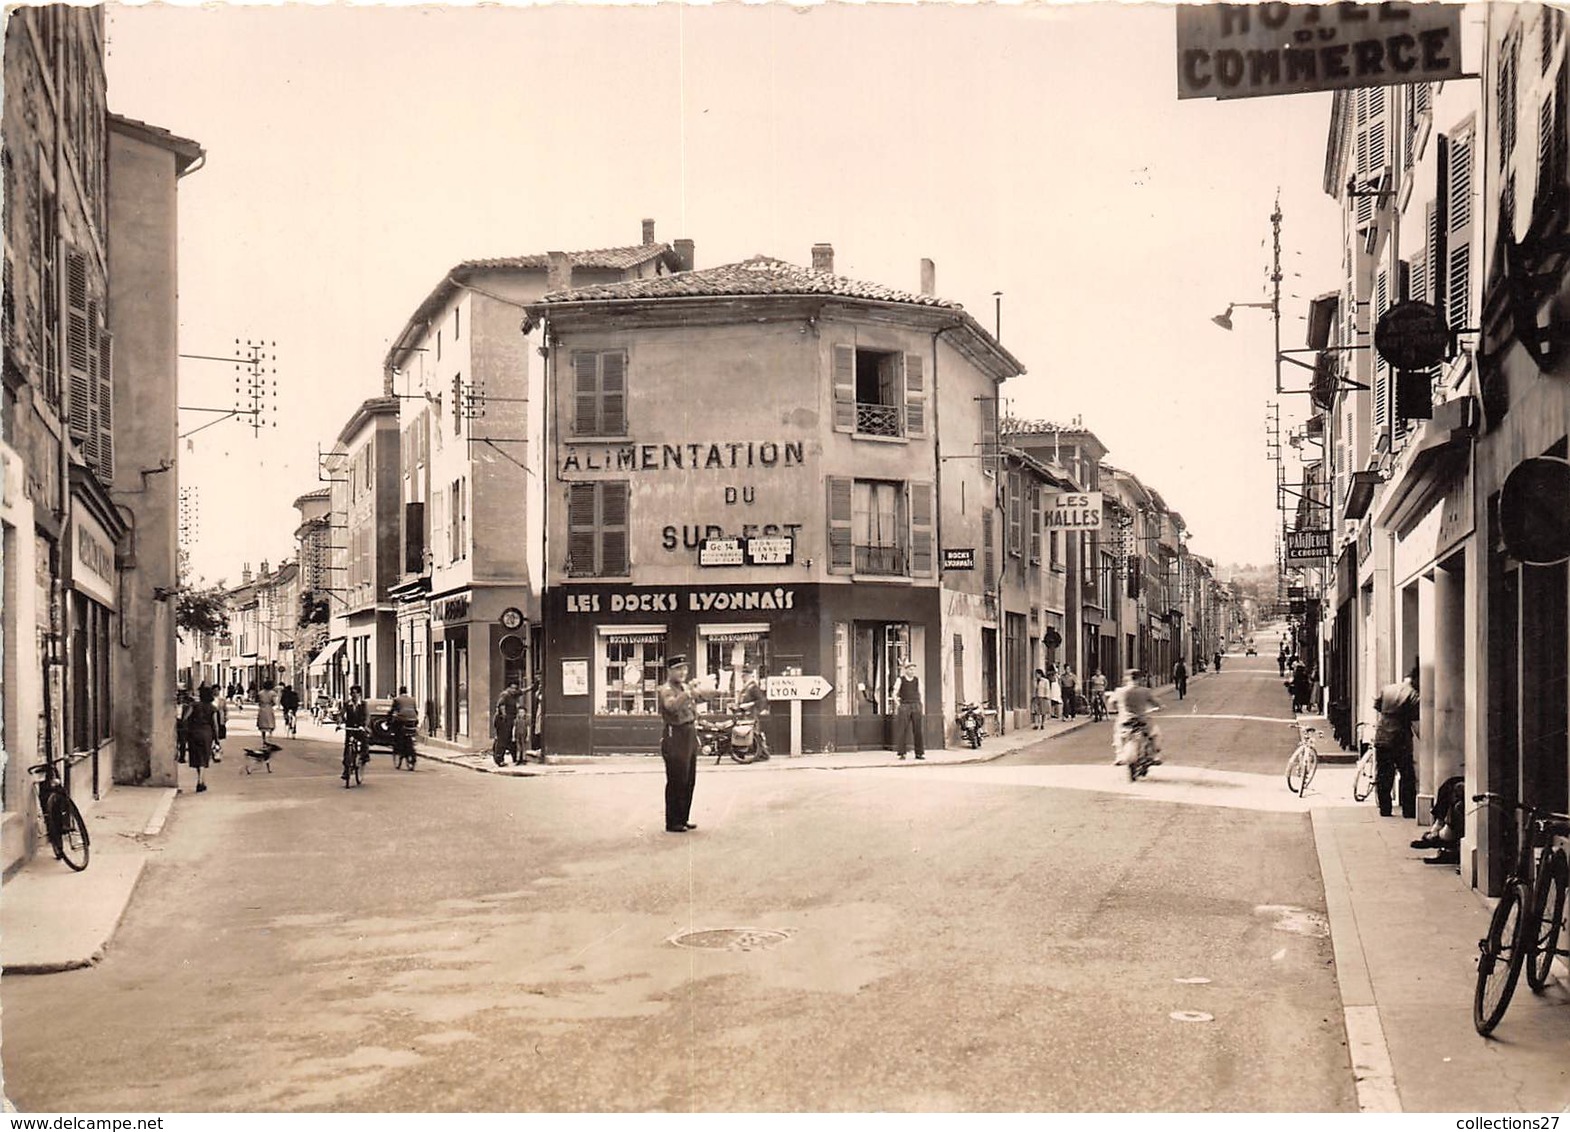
[
  {"x1": 307, "y1": 638, "x2": 345, "y2": 674},
  {"x1": 1374, "y1": 396, "x2": 1478, "y2": 533},
  {"x1": 1343, "y1": 471, "x2": 1383, "y2": 522}
]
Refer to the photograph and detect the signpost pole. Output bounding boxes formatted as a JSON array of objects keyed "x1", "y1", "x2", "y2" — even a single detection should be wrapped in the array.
[{"x1": 790, "y1": 700, "x2": 803, "y2": 757}]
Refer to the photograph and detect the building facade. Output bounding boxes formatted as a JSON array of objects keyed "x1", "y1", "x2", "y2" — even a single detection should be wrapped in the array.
[{"x1": 527, "y1": 247, "x2": 1023, "y2": 755}]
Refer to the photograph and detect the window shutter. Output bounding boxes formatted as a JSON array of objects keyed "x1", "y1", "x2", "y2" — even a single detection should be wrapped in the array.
[
  {"x1": 600, "y1": 482, "x2": 629, "y2": 576},
  {"x1": 1410, "y1": 252, "x2": 1428, "y2": 309},
  {"x1": 65, "y1": 247, "x2": 90, "y2": 443},
  {"x1": 1446, "y1": 127, "x2": 1474, "y2": 335},
  {"x1": 95, "y1": 326, "x2": 112, "y2": 480},
  {"x1": 1030, "y1": 484, "x2": 1042, "y2": 563},
  {"x1": 1500, "y1": 36, "x2": 1518, "y2": 173},
  {"x1": 982, "y1": 508, "x2": 995, "y2": 590},
  {"x1": 572, "y1": 352, "x2": 599, "y2": 436},
  {"x1": 1007, "y1": 470, "x2": 1023, "y2": 556},
  {"x1": 82, "y1": 300, "x2": 101, "y2": 470},
  {"x1": 1414, "y1": 81, "x2": 1432, "y2": 121},
  {"x1": 908, "y1": 481, "x2": 934, "y2": 577},
  {"x1": 904, "y1": 352, "x2": 926, "y2": 437},
  {"x1": 832, "y1": 345, "x2": 855, "y2": 433},
  {"x1": 980, "y1": 393, "x2": 998, "y2": 475},
  {"x1": 567, "y1": 483, "x2": 597, "y2": 577},
  {"x1": 1373, "y1": 265, "x2": 1390, "y2": 435},
  {"x1": 826, "y1": 476, "x2": 853, "y2": 573},
  {"x1": 600, "y1": 351, "x2": 627, "y2": 436}
]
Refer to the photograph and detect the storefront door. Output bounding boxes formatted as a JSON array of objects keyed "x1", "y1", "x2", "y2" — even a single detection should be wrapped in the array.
[{"x1": 851, "y1": 621, "x2": 910, "y2": 748}]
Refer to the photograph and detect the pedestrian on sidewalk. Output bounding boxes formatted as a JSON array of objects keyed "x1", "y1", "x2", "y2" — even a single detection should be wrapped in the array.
[
  {"x1": 1031, "y1": 669, "x2": 1050, "y2": 729},
  {"x1": 185, "y1": 685, "x2": 220, "y2": 793},
  {"x1": 255, "y1": 680, "x2": 279, "y2": 749},
  {"x1": 892, "y1": 662, "x2": 925, "y2": 759},
  {"x1": 1288, "y1": 660, "x2": 1313, "y2": 714},
  {"x1": 1046, "y1": 663, "x2": 1063, "y2": 720},
  {"x1": 175, "y1": 688, "x2": 192, "y2": 764},
  {"x1": 1277, "y1": 646, "x2": 1288, "y2": 679},
  {"x1": 213, "y1": 685, "x2": 229, "y2": 761},
  {"x1": 1373, "y1": 666, "x2": 1421, "y2": 819},
  {"x1": 657, "y1": 655, "x2": 707, "y2": 832},
  {"x1": 493, "y1": 682, "x2": 522, "y2": 767},
  {"x1": 1060, "y1": 665, "x2": 1079, "y2": 719},
  {"x1": 1172, "y1": 658, "x2": 1188, "y2": 700}
]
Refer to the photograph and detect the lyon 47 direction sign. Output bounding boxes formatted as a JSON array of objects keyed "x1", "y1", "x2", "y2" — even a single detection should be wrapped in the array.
[{"x1": 1177, "y1": 3, "x2": 1463, "y2": 101}]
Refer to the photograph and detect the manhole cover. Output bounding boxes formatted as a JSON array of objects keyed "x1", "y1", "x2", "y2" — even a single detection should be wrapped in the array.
[
  {"x1": 669, "y1": 928, "x2": 790, "y2": 952},
  {"x1": 1170, "y1": 1011, "x2": 1214, "y2": 1023}
]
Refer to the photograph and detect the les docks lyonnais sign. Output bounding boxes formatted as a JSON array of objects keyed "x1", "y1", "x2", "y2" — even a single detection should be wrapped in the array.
[
  {"x1": 1176, "y1": 3, "x2": 1463, "y2": 101},
  {"x1": 1286, "y1": 529, "x2": 1333, "y2": 562}
]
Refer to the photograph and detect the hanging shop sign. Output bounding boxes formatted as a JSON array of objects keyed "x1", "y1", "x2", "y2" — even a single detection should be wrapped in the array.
[
  {"x1": 1286, "y1": 529, "x2": 1333, "y2": 562},
  {"x1": 941, "y1": 548, "x2": 976, "y2": 571},
  {"x1": 1500, "y1": 457, "x2": 1570, "y2": 565},
  {"x1": 1375, "y1": 301, "x2": 1451, "y2": 370},
  {"x1": 1043, "y1": 493, "x2": 1103, "y2": 531},
  {"x1": 1176, "y1": 3, "x2": 1463, "y2": 101}
]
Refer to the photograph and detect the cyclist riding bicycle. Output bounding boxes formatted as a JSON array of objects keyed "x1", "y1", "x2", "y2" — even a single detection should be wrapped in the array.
[
  {"x1": 280, "y1": 683, "x2": 300, "y2": 737},
  {"x1": 341, "y1": 684, "x2": 370, "y2": 782},
  {"x1": 390, "y1": 685, "x2": 420, "y2": 767},
  {"x1": 1110, "y1": 669, "x2": 1162, "y2": 768}
]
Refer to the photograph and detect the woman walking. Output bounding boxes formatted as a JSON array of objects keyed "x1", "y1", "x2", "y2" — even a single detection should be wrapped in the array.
[
  {"x1": 255, "y1": 679, "x2": 280, "y2": 749},
  {"x1": 185, "y1": 685, "x2": 220, "y2": 793}
]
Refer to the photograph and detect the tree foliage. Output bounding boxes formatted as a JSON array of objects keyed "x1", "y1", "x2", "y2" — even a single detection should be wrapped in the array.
[{"x1": 174, "y1": 550, "x2": 230, "y2": 640}]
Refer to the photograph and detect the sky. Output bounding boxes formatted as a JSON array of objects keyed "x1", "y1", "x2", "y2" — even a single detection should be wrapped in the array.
[{"x1": 101, "y1": 0, "x2": 1358, "y2": 585}]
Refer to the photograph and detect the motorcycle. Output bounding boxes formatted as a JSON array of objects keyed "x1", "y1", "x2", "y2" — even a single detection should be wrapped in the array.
[
  {"x1": 956, "y1": 702, "x2": 986, "y2": 748},
  {"x1": 697, "y1": 715, "x2": 767, "y2": 765}
]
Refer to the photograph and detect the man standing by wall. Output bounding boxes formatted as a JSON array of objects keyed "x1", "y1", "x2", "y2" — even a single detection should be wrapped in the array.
[
  {"x1": 1374, "y1": 666, "x2": 1421, "y2": 820},
  {"x1": 893, "y1": 662, "x2": 925, "y2": 760}
]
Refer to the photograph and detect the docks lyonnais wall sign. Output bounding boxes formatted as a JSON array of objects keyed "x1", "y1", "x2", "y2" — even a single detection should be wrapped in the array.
[{"x1": 1177, "y1": 3, "x2": 1463, "y2": 101}]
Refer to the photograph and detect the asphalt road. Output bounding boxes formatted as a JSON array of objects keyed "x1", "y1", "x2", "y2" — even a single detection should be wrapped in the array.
[{"x1": 2, "y1": 640, "x2": 1355, "y2": 1112}]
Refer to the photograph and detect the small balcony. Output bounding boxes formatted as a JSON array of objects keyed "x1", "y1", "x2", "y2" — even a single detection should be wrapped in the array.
[
  {"x1": 855, "y1": 402, "x2": 904, "y2": 438},
  {"x1": 855, "y1": 543, "x2": 908, "y2": 576}
]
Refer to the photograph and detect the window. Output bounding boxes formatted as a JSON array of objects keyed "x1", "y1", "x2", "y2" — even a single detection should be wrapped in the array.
[
  {"x1": 854, "y1": 348, "x2": 901, "y2": 437},
  {"x1": 596, "y1": 627, "x2": 667, "y2": 715},
  {"x1": 826, "y1": 477, "x2": 932, "y2": 576},
  {"x1": 835, "y1": 622, "x2": 853, "y2": 716},
  {"x1": 70, "y1": 594, "x2": 111, "y2": 752},
  {"x1": 567, "y1": 482, "x2": 629, "y2": 577},
  {"x1": 572, "y1": 350, "x2": 627, "y2": 437},
  {"x1": 830, "y1": 346, "x2": 927, "y2": 439},
  {"x1": 1050, "y1": 529, "x2": 1062, "y2": 569},
  {"x1": 449, "y1": 477, "x2": 468, "y2": 562},
  {"x1": 852, "y1": 479, "x2": 906, "y2": 575},
  {"x1": 699, "y1": 624, "x2": 770, "y2": 708}
]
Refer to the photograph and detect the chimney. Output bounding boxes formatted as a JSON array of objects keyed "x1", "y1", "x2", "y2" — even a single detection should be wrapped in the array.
[
  {"x1": 673, "y1": 238, "x2": 695, "y2": 273},
  {"x1": 641, "y1": 218, "x2": 656, "y2": 246},
  {"x1": 919, "y1": 258, "x2": 936, "y2": 297},
  {"x1": 811, "y1": 243, "x2": 834, "y2": 273},
  {"x1": 546, "y1": 251, "x2": 572, "y2": 293},
  {"x1": 260, "y1": 559, "x2": 270, "y2": 577},
  {"x1": 241, "y1": 563, "x2": 252, "y2": 584}
]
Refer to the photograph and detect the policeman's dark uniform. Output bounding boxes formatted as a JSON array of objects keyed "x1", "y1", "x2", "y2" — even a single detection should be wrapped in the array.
[{"x1": 657, "y1": 657, "x2": 701, "y2": 832}]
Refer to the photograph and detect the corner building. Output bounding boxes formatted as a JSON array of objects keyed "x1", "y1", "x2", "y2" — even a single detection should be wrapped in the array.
[{"x1": 527, "y1": 249, "x2": 1022, "y2": 755}]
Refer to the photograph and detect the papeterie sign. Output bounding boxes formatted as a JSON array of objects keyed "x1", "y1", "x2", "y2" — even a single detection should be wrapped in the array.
[
  {"x1": 1286, "y1": 529, "x2": 1333, "y2": 562},
  {"x1": 1176, "y1": 3, "x2": 1463, "y2": 101}
]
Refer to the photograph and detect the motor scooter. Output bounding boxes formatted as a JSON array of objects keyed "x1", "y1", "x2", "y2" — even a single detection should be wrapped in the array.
[{"x1": 956, "y1": 702, "x2": 986, "y2": 748}]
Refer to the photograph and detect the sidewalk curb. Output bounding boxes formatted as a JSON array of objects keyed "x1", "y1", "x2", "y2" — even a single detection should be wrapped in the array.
[
  {"x1": 2, "y1": 856, "x2": 148, "y2": 975},
  {"x1": 1310, "y1": 808, "x2": 1403, "y2": 1113},
  {"x1": 142, "y1": 787, "x2": 178, "y2": 837}
]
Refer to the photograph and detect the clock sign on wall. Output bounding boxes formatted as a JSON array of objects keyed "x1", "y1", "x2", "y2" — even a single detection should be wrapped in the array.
[{"x1": 500, "y1": 607, "x2": 524, "y2": 630}]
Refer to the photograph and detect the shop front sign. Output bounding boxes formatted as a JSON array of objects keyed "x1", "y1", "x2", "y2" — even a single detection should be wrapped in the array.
[
  {"x1": 71, "y1": 511, "x2": 117, "y2": 607},
  {"x1": 432, "y1": 592, "x2": 471, "y2": 624},
  {"x1": 565, "y1": 587, "x2": 799, "y2": 615},
  {"x1": 1286, "y1": 529, "x2": 1333, "y2": 562},
  {"x1": 1043, "y1": 493, "x2": 1103, "y2": 531},
  {"x1": 942, "y1": 548, "x2": 976, "y2": 570},
  {"x1": 562, "y1": 440, "x2": 808, "y2": 476}
]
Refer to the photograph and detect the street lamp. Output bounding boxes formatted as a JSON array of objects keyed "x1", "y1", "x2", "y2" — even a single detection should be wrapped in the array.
[{"x1": 1210, "y1": 301, "x2": 1275, "y2": 332}]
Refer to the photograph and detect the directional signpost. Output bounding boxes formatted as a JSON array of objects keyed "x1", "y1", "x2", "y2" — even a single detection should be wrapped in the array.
[{"x1": 766, "y1": 674, "x2": 833, "y2": 756}]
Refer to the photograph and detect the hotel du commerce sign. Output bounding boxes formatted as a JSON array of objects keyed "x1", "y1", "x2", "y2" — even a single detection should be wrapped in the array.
[{"x1": 1176, "y1": 3, "x2": 1463, "y2": 101}]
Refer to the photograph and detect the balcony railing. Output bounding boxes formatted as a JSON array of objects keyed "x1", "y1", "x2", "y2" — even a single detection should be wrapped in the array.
[
  {"x1": 855, "y1": 543, "x2": 908, "y2": 576},
  {"x1": 855, "y1": 402, "x2": 904, "y2": 438}
]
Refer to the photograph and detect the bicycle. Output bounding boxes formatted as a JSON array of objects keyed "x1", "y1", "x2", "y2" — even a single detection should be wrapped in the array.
[
  {"x1": 28, "y1": 757, "x2": 89, "y2": 871},
  {"x1": 1473, "y1": 793, "x2": 1570, "y2": 1036},
  {"x1": 284, "y1": 707, "x2": 298, "y2": 739},
  {"x1": 1285, "y1": 720, "x2": 1320, "y2": 798},
  {"x1": 391, "y1": 718, "x2": 418, "y2": 771},
  {"x1": 1352, "y1": 721, "x2": 1376, "y2": 803},
  {"x1": 342, "y1": 725, "x2": 368, "y2": 788}
]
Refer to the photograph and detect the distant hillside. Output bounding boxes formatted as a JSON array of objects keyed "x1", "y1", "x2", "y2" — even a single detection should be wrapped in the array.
[{"x1": 1215, "y1": 562, "x2": 1280, "y2": 609}]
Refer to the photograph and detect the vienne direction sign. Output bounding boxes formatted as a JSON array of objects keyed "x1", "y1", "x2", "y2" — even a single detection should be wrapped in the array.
[
  {"x1": 767, "y1": 675, "x2": 833, "y2": 701},
  {"x1": 1286, "y1": 529, "x2": 1333, "y2": 562},
  {"x1": 1177, "y1": 3, "x2": 1464, "y2": 101}
]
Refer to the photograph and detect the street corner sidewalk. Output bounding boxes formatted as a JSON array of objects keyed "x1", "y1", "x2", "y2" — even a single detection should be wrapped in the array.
[
  {"x1": 1312, "y1": 804, "x2": 1570, "y2": 1113},
  {"x1": 2, "y1": 784, "x2": 177, "y2": 975},
  {"x1": 413, "y1": 712, "x2": 1094, "y2": 777}
]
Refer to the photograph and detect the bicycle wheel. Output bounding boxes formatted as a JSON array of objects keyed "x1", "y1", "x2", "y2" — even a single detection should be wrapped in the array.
[
  {"x1": 1352, "y1": 752, "x2": 1376, "y2": 803},
  {"x1": 1297, "y1": 746, "x2": 1319, "y2": 797},
  {"x1": 352, "y1": 755, "x2": 363, "y2": 786},
  {"x1": 1475, "y1": 882, "x2": 1530, "y2": 1036},
  {"x1": 1286, "y1": 746, "x2": 1309, "y2": 794},
  {"x1": 45, "y1": 790, "x2": 90, "y2": 872},
  {"x1": 1527, "y1": 851, "x2": 1568, "y2": 993}
]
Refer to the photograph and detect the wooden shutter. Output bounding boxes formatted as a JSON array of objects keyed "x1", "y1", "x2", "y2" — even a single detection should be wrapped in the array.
[
  {"x1": 1030, "y1": 484, "x2": 1042, "y2": 563},
  {"x1": 904, "y1": 353, "x2": 926, "y2": 437},
  {"x1": 980, "y1": 393, "x2": 998, "y2": 475},
  {"x1": 601, "y1": 351, "x2": 627, "y2": 436},
  {"x1": 826, "y1": 477, "x2": 853, "y2": 573},
  {"x1": 1373, "y1": 265, "x2": 1390, "y2": 435},
  {"x1": 832, "y1": 345, "x2": 855, "y2": 433},
  {"x1": 982, "y1": 509, "x2": 995, "y2": 590},
  {"x1": 572, "y1": 352, "x2": 599, "y2": 436},
  {"x1": 65, "y1": 247, "x2": 90, "y2": 443},
  {"x1": 1446, "y1": 127, "x2": 1475, "y2": 334},
  {"x1": 908, "y1": 481, "x2": 933, "y2": 577},
  {"x1": 95, "y1": 326, "x2": 112, "y2": 480},
  {"x1": 600, "y1": 482, "x2": 629, "y2": 576},
  {"x1": 567, "y1": 483, "x2": 596, "y2": 576},
  {"x1": 1007, "y1": 470, "x2": 1023, "y2": 557},
  {"x1": 1500, "y1": 35, "x2": 1519, "y2": 174}
]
